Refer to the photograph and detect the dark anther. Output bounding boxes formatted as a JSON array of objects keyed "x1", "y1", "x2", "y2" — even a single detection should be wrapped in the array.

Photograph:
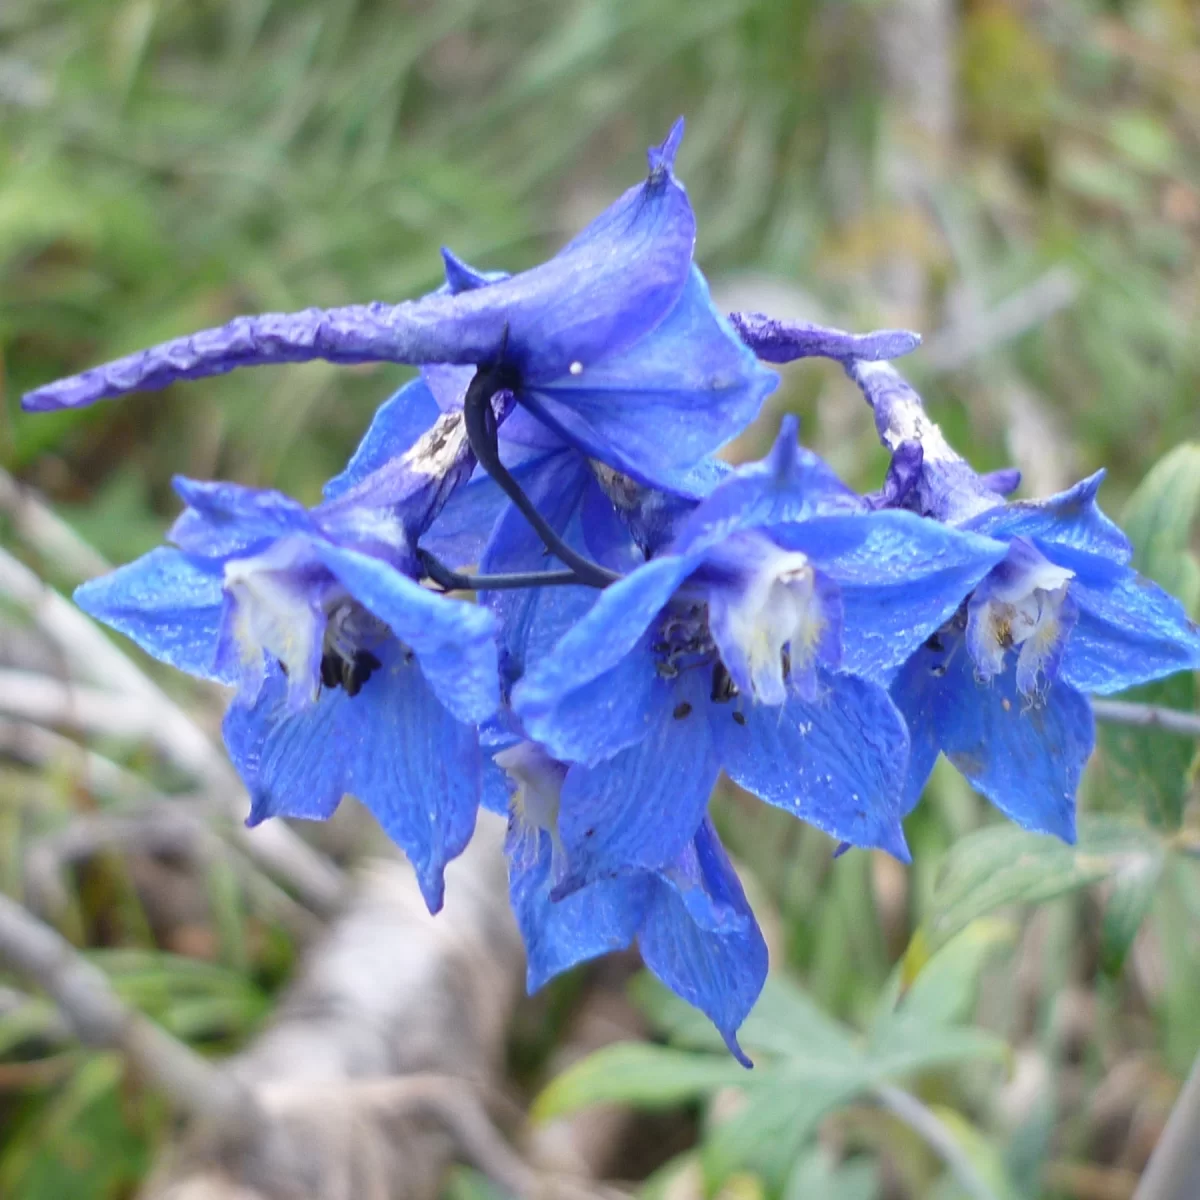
[
  {"x1": 342, "y1": 649, "x2": 382, "y2": 697},
  {"x1": 780, "y1": 647, "x2": 792, "y2": 678},
  {"x1": 673, "y1": 702, "x2": 693, "y2": 720},
  {"x1": 711, "y1": 662, "x2": 739, "y2": 703},
  {"x1": 732, "y1": 711, "x2": 747, "y2": 726},
  {"x1": 320, "y1": 653, "x2": 342, "y2": 690},
  {"x1": 278, "y1": 659, "x2": 290, "y2": 678},
  {"x1": 924, "y1": 632, "x2": 944, "y2": 653}
]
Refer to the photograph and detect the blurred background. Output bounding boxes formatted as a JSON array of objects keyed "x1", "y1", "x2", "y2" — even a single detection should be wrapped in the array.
[{"x1": 0, "y1": 0, "x2": 1199, "y2": 1196}]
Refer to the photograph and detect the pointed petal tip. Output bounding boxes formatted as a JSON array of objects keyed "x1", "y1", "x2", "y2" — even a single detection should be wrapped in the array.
[
  {"x1": 440, "y1": 246, "x2": 489, "y2": 294},
  {"x1": 776, "y1": 412, "x2": 801, "y2": 442},
  {"x1": 416, "y1": 872, "x2": 447, "y2": 915},
  {"x1": 648, "y1": 117, "x2": 686, "y2": 176},
  {"x1": 724, "y1": 1031, "x2": 754, "y2": 1069},
  {"x1": 882, "y1": 823, "x2": 913, "y2": 864},
  {"x1": 244, "y1": 793, "x2": 270, "y2": 828},
  {"x1": 768, "y1": 414, "x2": 801, "y2": 478}
]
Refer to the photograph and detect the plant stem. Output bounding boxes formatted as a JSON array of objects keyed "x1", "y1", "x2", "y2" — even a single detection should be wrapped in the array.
[
  {"x1": 1091, "y1": 699, "x2": 1200, "y2": 739},
  {"x1": 874, "y1": 1083, "x2": 1002, "y2": 1200},
  {"x1": 462, "y1": 364, "x2": 621, "y2": 589}
]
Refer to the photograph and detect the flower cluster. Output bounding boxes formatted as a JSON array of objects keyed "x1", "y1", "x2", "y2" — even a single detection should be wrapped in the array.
[{"x1": 24, "y1": 123, "x2": 1200, "y2": 1063}]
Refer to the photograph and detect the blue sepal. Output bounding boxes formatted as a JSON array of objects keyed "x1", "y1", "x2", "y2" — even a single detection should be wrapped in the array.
[
  {"x1": 74, "y1": 548, "x2": 232, "y2": 684},
  {"x1": 226, "y1": 647, "x2": 481, "y2": 912}
]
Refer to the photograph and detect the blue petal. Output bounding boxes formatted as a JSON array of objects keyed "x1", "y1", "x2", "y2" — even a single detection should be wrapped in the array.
[
  {"x1": 74, "y1": 548, "x2": 232, "y2": 684},
  {"x1": 226, "y1": 646, "x2": 480, "y2": 912},
  {"x1": 640, "y1": 820, "x2": 768, "y2": 1067},
  {"x1": 501, "y1": 144, "x2": 696, "y2": 382},
  {"x1": 963, "y1": 471, "x2": 1132, "y2": 564},
  {"x1": 508, "y1": 829, "x2": 649, "y2": 993},
  {"x1": 520, "y1": 267, "x2": 778, "y2": 488},
  {"x1": 579, "y1": 476, "x2": 646, "y2": 574},
  {"x1": 312, "y1": 543, "x2": 498, "y2": 724},
  {"x1": 169, "y1": 478, "x2": 312, "y2": 558},
  {"x1": 322, "y1": 378, "x2": 442, "y2": 501},
  {"x1": 886, "y1": 649, "x2": 945, "y2": 814},
  {"x1": 1058, "y1": 558, "x2": 1200, "y2": 694},
  {"x1": 479, "y1": 450, "x2": 599, "y2": 690},
  {"x1": 555, "y1": 668, "x2": 720, "y2": 892},
  {"x1": 786, "y1": 510, "x2": 1007, "y2": 682},
  {"x1": 590, "y1": 457, "x2": 731, "y2": 558},
  {"x1": 421, "y1": 445, "x2": 561, "y2": 567},
  {"x1": 670, "y1": 416, "x2": 864, "y2": 557},
  {"x1": 513, "y1": 554, "x2": 699, "y2": 764},
  {"x1": 714, "y1": 671, "x2": 911, "y2": 859},
  {"x1": 890, "y1": 632, "x2": 1094, "y2": 840}
]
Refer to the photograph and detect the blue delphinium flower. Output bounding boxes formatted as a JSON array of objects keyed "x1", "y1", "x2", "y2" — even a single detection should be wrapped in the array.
[
  {"x1": 850, "y1": 359, "x2": 1200, "y2": 839},
  {"x1": 75, "y1": 418, "x2": 499, "y2": 911},
  {"x1": 510, "y1": 417, "x2": 1008, "y2": 893},
  {"x1": 495, "y1": 741, "x2": 767, "y2": 1064}
]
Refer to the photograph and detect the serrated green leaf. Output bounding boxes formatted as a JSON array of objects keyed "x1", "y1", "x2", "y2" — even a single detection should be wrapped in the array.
[
  {"x1": 924, "y1": 817, "x2": 1163, "y2": 948},
  {"x1": 530, "y1": 1042, "x2": 746, "y2": 1122}
]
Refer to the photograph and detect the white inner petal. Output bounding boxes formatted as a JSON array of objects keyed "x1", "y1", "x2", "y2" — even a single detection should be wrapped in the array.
[
  {"x1": 726, "y1": 548, "x2": 826, "y2": 703},
  {"x1": 223, "y1": 536, "x2": 321, "y2": 691}
]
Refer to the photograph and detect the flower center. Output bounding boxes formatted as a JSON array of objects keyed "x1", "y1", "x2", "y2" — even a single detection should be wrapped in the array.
[
  {"x1": 966, "y1": 537, "x2": 1076, "y2": 697},
  {"x1": 221, "y1": 537, "x2": 393, "y2": 709},
  {"x1": 651, "y1": 601, "x2": 716, "y2": 680},
  {"x1": 704, "y1": 535, "x2": 842, "y2": 705}
]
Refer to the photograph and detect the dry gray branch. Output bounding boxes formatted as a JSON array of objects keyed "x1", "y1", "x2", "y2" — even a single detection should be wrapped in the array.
[
  {"x1": 0, "y1": 468, "x2": 111, "y2": 581},
  {"x1": 141, "y1": 815, "x2": 618, "y2": 1200}
]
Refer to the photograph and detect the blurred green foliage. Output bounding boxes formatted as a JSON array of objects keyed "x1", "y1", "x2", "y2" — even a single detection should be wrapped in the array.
[{"x1": 1, "y1": 0, "x2": 1199, "y2": 1197}]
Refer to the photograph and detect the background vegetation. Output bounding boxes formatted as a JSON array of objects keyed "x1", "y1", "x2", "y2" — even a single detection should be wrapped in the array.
[{"x1": 1, "y1": 0, "x2": 1198, "y2": 1196}]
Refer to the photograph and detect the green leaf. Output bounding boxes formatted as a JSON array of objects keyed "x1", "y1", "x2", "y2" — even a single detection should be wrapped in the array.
[
  {"x1": 1096, "y1": 443, "x2": 1200, "y2": 828},
  {"x1": 441, "y1": 1166, "x2": 515, "y2": 1200},
  {"x1": 867, "y1": 1020, "x2": 1009, "y2": 1078},
  {"x1": 530, "y1": 1042, "x2": 745, "y2": 1122},
  {"x1": 1122, "y1": 442, "x2": 1200, "y2": 608},
  {"x1": 702, "y1": 1065, "x2": 869, "y2": 1187},
  {"x1": 783, "y1": 1151, "x2": 879, "y2": 1200},
  {"x1": 923, "y1": 817, "x2": 1163, "y2": 949},
  {"x1": 632, "y1": 971, "x2": 858, "y2": 1061},
  {"x1": 881, "y1": 918, "x2": 1017, "y2": 1031},
  {"x1": 1100, "y1": 842, "x2": 1167, "y2": 974}
]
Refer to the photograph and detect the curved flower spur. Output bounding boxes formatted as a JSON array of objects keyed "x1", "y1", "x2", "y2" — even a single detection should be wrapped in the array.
[{"x1": 850, "y1": 359, "x2": 1200, "y2": 839}]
